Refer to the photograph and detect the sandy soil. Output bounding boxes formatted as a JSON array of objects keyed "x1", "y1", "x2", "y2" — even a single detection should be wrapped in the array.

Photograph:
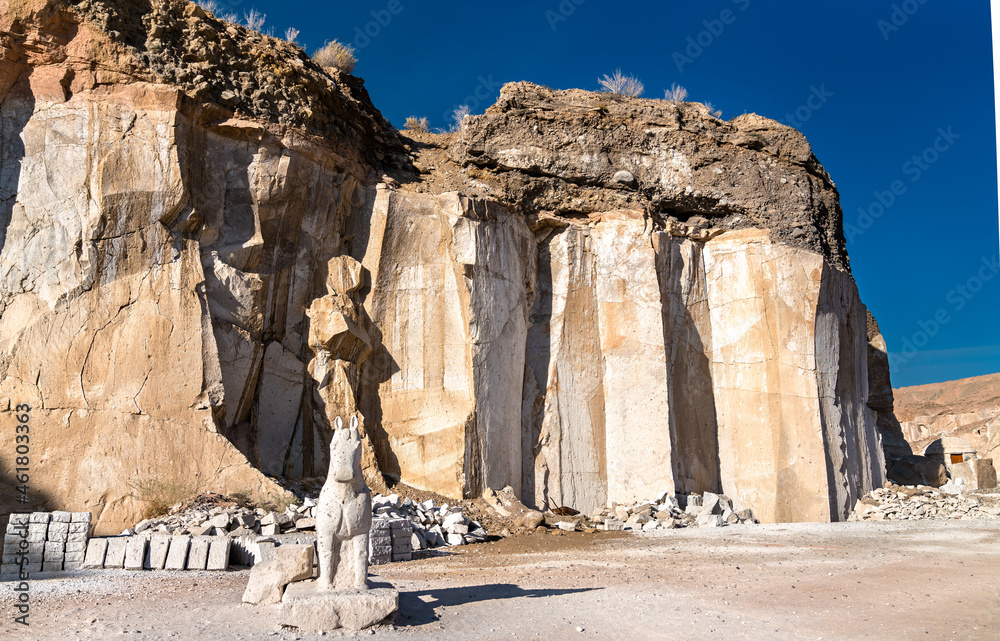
[{"x1": 1, "y1": 521, "x2": 998, "y2": 641}]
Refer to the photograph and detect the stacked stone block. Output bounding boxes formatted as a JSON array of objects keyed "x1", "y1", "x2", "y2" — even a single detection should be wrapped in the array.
[
  {"x1": 1, "y1": 512, "x2": 90, "y2": 577},
  {"x1": 82, "y1": 534, "x2": 233, "y2": 571},
  {"x1": 369, "y1": 518, "x2": 412, "y2": 565}
]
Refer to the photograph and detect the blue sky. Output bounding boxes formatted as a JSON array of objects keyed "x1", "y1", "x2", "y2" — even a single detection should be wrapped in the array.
[{"x1": 224, "y1": 0, "x2": 997, "y2": 388}]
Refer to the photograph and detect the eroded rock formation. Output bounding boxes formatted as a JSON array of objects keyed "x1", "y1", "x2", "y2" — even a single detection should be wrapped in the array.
[{"x1": 0, "y1": 0, "x2": 888, "y2": 530}]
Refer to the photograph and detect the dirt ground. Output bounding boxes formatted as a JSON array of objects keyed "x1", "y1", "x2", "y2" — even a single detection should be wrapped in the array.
[{"x1": 1, "y1": 520, "x2": 998, "y2": 641}]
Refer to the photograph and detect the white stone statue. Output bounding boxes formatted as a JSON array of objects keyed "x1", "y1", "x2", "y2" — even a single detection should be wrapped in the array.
[{"x1": 316, "y1": 415, "x2": 373, "y2": 590}]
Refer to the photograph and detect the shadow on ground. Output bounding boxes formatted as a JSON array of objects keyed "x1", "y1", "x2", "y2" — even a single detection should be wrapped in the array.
[{"x1": 396, "y1": 584, "x2": 599, "y2": 626}]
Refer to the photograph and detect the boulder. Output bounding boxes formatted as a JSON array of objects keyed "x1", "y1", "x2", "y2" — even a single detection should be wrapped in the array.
[{"x1": 242, "y1": 544, "x2": 314, "y2": 605}]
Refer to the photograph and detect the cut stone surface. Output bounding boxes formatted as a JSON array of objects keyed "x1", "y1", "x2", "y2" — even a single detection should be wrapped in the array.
[
  {"x1": 280, "y1": 581, "x2": 398, "y2": 631},
  {"x1": 145, "y1": 535, "x2": 171, "y2": 570},
  {"x1": 164, "y1": 536, "x2": 191, "y2": 571},
  {"x1": 207, "y1": 538, "x2": 231, "y2": 571},
  {"x1": 186, "y1": 536, "x2": 211, "y2": 570},
  {"x1": 242, "y1": 544, "x2": 314, "y2": 604},
  {"x1": 82, "y1": 538, "x2": 108, "y2": 569},
  {"x1": 124, "y1": 537, "x2": 147, "y2": 570},
  {"x1": 104, "y1": 537, "x2": 127, "y2": 569}
]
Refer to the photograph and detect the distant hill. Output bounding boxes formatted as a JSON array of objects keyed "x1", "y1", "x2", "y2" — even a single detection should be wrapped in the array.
[{"x1": 895, "y1": 373, "x2": 1000, "y2": 463}]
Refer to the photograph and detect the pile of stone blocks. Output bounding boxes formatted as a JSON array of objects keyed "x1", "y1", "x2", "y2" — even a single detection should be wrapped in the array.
[
  {"x1": 1, "y1": 511, "x2": 91, "y2": 576},
  {"x1": 369, "y1": 518, "x2": 411, "y2": 565},
  {"x1": 83, "y1": 535, "x2": 231, "y2": 571}
]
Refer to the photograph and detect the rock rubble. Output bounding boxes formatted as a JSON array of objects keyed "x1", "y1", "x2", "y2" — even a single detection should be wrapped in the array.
[
  {"x1": 126, "y1": 491, "x2": 488, "y2": 551},
  {"x1": 548, "y1": 491, "x2": 758, "y2": 532},
  {"x1": 850, "y1": 486, "x2": 1000, "y2": 521}
]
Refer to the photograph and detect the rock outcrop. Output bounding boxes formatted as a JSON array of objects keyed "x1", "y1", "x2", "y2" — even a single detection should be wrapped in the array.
[
  {"x1": 0, "y1": 0, "x2": 887, "y2": 529},
  {"x1": 895, "y1": 373, "x2": 1000, "y2": 465},
  {"x1": 0, "y1": 0, "x2": 397, "y2": 533}
]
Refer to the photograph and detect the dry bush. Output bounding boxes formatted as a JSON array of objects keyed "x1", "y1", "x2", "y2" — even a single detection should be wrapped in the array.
[
  {"x1": 196, "y1": 0, "x2": 220, "y2": 15},
  {"x1": 243, "y1": 9, "x2": 266, "y2": 31},
  {"x1": 404, "y1": 116, "x2": 430, "y2": 133},
  {"x1": 664, "y1": 83, "x2": 688, "y2": 102},
  {"x1": 704, "y1": 102, "x2": 723, "y2": 118},
  {"x1": 450, "y1": 105, "x2": 471, "y2": 132},
  {"x1": 598, "y1": 69, "x2": 644, "y2": 97},
  {"x1": 285, "y1": 27, "x2": 300, "y2": 44},
  {"x1": 313, "y1": 40, "x2": 357, "y2": 74},
  {"x1": 128, "y1": 478, "x2": 197, "y2": 519}
]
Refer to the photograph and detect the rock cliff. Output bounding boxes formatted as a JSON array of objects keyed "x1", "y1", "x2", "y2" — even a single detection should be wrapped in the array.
[
  {"x1": 895, "y1": 373, "x2": 1000, "y2": 465},
  {"x1": 0, "y1": 0, "x2": 886, "y2": 531}
]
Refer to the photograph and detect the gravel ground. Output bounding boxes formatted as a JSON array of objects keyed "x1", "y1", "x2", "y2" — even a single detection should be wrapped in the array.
[{"x1": 1, "y1": 520, "x2": 998, "y2": 640}]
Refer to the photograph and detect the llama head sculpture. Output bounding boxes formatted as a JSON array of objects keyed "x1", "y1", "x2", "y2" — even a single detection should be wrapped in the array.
[{"x1": 330, "y1": 415, "x2": 362, "y2": 483}]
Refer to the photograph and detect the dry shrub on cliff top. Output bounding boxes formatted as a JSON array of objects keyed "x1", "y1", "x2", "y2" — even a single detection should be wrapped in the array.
[
  {"x1": 314, "y1": 40, "x2": 357, "y2": 74},
  {"x1": 243, "y1": 9, "x2": 266, "y2": 31},
  {"x1": 664, "y1": 83, "x2": 688, "y2": 102},
  {"x1": 598, "y1": 69, "x2": 644, "y2": 97},
  {"x1": 404, "y1": 116, "x2": 430, "y2": 133},
  {"x1": 450, "y1": 105, "x2": 471, "y2": 132}
]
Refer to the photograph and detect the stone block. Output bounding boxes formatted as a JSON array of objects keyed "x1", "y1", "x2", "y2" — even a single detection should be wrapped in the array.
[
  {"x1": 42, "y1": 561, "x2": 63, "y2": 572},
  {"x1": 65, "y1": 540, "x2": 87, "y2": 553},
  {"x1": 186, "y1": 536, "x2": 211, "y2": 570},
  {"x1": 209, "y1": 513, "x2": 230, "y2": 529},
  {"x1": 0, "y1": 563, "x2": 21, "y2": 577},
  {"x1": 27, "y1": 523, "x2": 47, "y2": 535},
  {"x1": 51, "y1": 511, "x2": 72, "y2": 523},
  {"x1": 165, "y1": 536, "x2": 191, "y2": 570},
  {"x1": 21, "y1": 563, "x2": 42, "y2": 574},
  {"x1": 4, "y1": 553, "x2": 39, "y2": 564},
  {"x1": 207, "y1": 538, "x2": 231, "y2": 571},
  {"x1": 256, "y1": 538, "x2": 276, "y2": 564},
  {"x1": 280, "y1": 581, "x2": 398, "y2": 631},
  {"x1": 696, "y1": 513, "x2": 724, "y2": 527},
  {"x1": 29, "y1": 513, "x2": 51, "y2": 524},
  {"x1": 47, "y1": 521, "x2": 69, "y2": 536},
  {"x1": 242, "y1": 544, "x2": 313, "y2": 604},
  {"x1": 260, "y1": 523, "x2": 279, "y2": 536},
  {"x1": 144, "y1": 535, "x2": 171, "y2": 570},
  {"x1": 71, "y1": 512, "x2": 92, "y2": 523},
  {"x1": 104, "y1": 537, "x2": 127, "y2": 569},
  {"x1": 64, "y1": 555, "x2": 84, "y2": 570},
  {"x1": 8, "y1": 514, "x2": 30, "y2": 526},
  {"x1": 68, "y1": 522, "x2": 89, "y2": 535},
  {"x1": 43, "y1": 541, "x2": 65, "y2": 556},
  {"x1": 124, "y1": 537, "x2": 147, "y2": 570},
  {"x1": 83, "y1": 538, "x2": 108, "y2": 569}
]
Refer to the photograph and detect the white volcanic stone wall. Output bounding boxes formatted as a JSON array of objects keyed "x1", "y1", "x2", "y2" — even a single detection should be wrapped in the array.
[{"x1": 356, "y1": 195, "x2": 884, "y2": 522}]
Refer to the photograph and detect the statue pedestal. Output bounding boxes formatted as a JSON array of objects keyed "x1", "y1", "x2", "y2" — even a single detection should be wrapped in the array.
[{"x1": 279, "y1": 580, "x2": 399, "y2": 631}]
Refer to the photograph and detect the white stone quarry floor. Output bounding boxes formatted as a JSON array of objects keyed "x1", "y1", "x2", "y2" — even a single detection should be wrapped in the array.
[{"x1": 1, "y1": 520, "x2": 997, "y2": 641}]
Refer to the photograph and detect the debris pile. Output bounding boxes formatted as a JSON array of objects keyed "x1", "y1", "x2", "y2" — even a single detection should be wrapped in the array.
[
  {"x1": 850, "y1": 486, "x2": 1000, "y2": 521},
  {"x1": 547, "y1": 491, "x2": 758, "y2": 532},
  {"x1": 372, "y1": 494, "x2": 489, "y2": 549},
  {"x1": 127, "y1": 491, "x2": 487, "y2": 551}
]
